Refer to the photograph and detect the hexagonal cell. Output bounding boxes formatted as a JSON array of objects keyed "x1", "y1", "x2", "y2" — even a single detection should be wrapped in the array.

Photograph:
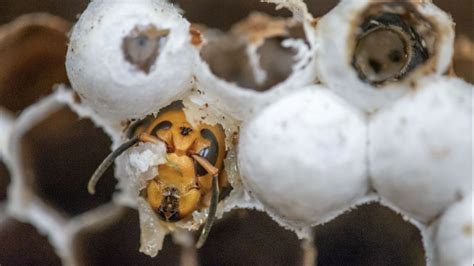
[
  {"x1": 314, "y1": 203, "x2": 425, "y2": 265},
  {"x1": 0, "y1": 13, "x2": 70, "y2": 113},
  {"x1": 74, "y1": 208, "x2": 181, "y2": 265},
  {"x1": 20, "y1": 107, "x2": 116, "y2": 216},
  {"x1": 200, "y1": 27, "x2": 300, "y2": 91},
  {"x1": 0, "y1": 160, "x2": 10, "y2": 201},
  {"x1": 198, "y1": 210, "x2": 303, "y2": 265},
  {"x1": 0, "y1": 218, "x2": 62, "y2": 265},
  {"x1": 199, "y1": 12, "x2": 306, "y2": 92},
  {"x1": 181, "y1": 0, "x2": 311, "y2": 92}
]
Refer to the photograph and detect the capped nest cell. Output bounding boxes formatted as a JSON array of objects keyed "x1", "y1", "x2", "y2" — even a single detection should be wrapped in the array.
[
  {"x1": 65, "y1": 0, "x2": 196, "y2": 121},
  {"x1": 0, "y1": 0, "x2": 472, "y2": 265}
]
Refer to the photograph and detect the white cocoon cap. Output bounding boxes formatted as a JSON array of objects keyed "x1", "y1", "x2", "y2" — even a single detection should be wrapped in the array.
[
  {"x1": 369, "y1": 76, "x2": 472, "y2": 222},
  {"x1": 238, "y1": 86, "x2": 368, "y2": 227},
  {"x1": 66, "y1": 0, "x2": 194, "y2": 120},
  {"x1": 315, "y1": 0, "x2": 454, "y2": 112},
  {"x1": 434, "y1": 194, "x2": 473, "y2": 266}
]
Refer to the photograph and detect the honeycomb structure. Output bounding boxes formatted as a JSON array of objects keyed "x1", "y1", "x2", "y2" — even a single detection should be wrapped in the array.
[{"x1": 0, "y1": 0, "x2": 472, "y2": 265}]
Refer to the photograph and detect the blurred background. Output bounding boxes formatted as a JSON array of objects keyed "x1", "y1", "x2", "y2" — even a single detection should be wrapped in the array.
[
  {"x1": 0, "y1": 0, "x2": 472, "y2": 38},
  {"x1": 0, "y1": 0, "x2": 471, "y2": 265}
]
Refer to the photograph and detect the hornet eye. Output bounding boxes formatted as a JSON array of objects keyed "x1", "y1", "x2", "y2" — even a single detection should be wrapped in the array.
[
  {"x1": 195, "y1": 129, "x2": 219, "y2": 176},
  {"x1": 125, "y1": 115, "x2": 154, "y2": 138},
  {"x1": 151, "y1": 120, "x2": 172, "y2": 136}
]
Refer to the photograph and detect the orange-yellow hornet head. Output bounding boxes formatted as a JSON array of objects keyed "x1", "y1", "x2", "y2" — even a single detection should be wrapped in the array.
[
  {"x1": 142, "y1": 107, "x2": 225, "y2": 223},
  {"x1": 87, "y1": 102, "x2": 227, "y2": 248}
]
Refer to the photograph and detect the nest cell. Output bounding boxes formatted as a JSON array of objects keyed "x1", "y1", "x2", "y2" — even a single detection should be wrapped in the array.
[
  {"x1": 20, "y1": 107, "x2": 116, "y2": 216},
  {"x1": 314, "y1": 203, "x2": 426, "y2": 265},
  {"x1": 73, "y1": 208, "x2": 181, "y2": 266},
  {"x1": 316, "y1": 0, "x2": 455, "y2": 111},
  {"x1": 0, "y1": 218, "x2": 62, "y2": 265},
  {"x1": 0, "y1": 14, "x2": 70, "y2": 113},
  {"x1": 198, "y1": 210, "x2": 303, "y2": 265}
]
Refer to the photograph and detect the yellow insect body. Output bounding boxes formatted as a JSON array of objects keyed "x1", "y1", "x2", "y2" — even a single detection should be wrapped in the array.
[
  {"x1": 137, "y1": 108, "x2": 226, "y2": 222},
  {"x1": 88, "y1": 103, "x2": 227, "y2": 247}
]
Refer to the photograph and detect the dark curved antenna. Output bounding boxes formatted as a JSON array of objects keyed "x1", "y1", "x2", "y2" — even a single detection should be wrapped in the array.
[
  {"x1": 196, "y1": 174, "x2": 219, "y2": 248},
  {"x1": 88, "y1": 137, "x2": 139, "y2": 194}
]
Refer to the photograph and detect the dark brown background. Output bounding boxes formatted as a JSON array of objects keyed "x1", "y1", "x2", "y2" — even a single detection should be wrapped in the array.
[
  {"x1": 0, "y1": 1, "x2": 471, "y2": 265},
  {"x1": 0, "y1": 0, "x2": 472, "y2": 38}
]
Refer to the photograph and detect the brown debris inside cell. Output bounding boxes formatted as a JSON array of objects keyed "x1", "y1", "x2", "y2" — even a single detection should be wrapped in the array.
[
  {"x1": 310, "y1": 17, "x2": 320, "y2": 28},
  {"x1": 122, "y1": 25, "x2": 170, "y2": 74},
  {"x1": 231, "y1": 12, "x2": 292, "y2": 46},
  {"x1": 72, "y1": 91, "x2": 82, "y2": 103},
  {"x1": 231, "y1": 131, "x2": 239, "y2": 146},
  {"x1": 462, "y1": 223, "x2": 472, "y2": 236},
  {"x1": 189, "y1": 26, "x2": 203, "y2": 46},
  {"x1": 452, "y1": 36, "x2": 474, "y2": 83}
]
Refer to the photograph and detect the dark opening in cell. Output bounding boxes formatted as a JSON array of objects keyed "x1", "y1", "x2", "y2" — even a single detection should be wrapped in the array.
[
  {"x1": 0, "y1": 15, "x2": 70, "y2": 113},
  {"x1": 21, "y1": 107, "x2": 116, "y2": 216},
  {"x1": 0, "y1": 218, "x2": 62, "y2": 265},
  {"x1": 170, "y1": 0, "x2": 291, "y2": 31},
  {"x1": 0, "y1": 161, "x2": 10, "y2": 201},
  {"x1": 198, "y1": 210, "x2": 303, "y2": 265},
  {"x1": 122, "y1": 25, "x2": 170, "y2": 74},
  {"x1": 314, "y1": 203, "x2": 426, "y2": 266},
  {"x1": 74, "y1": 208, "x2": 181, "y2": 266}
]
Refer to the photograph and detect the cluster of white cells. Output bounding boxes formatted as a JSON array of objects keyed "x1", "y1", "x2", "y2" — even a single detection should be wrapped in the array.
[{"x1": 0, "y1": 0, "x2": 471, "y2": 265}]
